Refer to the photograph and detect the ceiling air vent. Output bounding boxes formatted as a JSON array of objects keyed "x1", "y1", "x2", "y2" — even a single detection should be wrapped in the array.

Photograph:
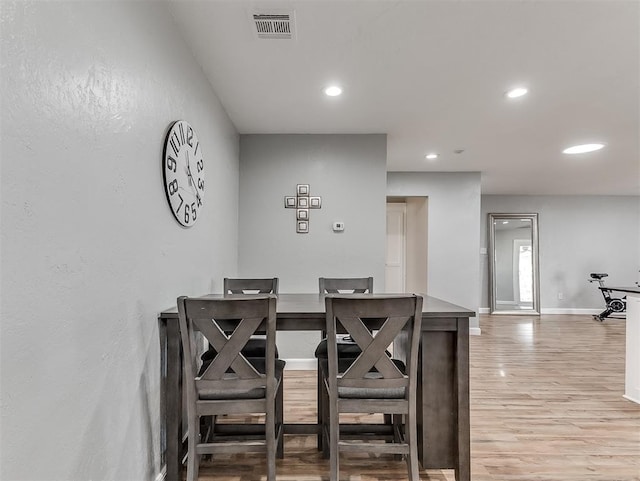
[{"x1": 252, "y1": 11, "x2": 295, "y2": 40}]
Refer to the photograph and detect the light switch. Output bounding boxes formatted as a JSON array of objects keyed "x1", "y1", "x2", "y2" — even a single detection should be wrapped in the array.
[{"x1": 333, "y1": 221, "x2": 345, "y2": 232}]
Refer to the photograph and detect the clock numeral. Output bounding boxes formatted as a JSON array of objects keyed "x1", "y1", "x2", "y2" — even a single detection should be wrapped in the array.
[
  {"x1": 175, "y1": 194, "x2": 184, "y2": 214},
  {"x1": 197, "y1": 159, "x2": 204, "y2": 173},
  {"x1": 166, "y1": 155, "x2": 177, "y2": 173},
  {"x1": 179, "y1": 123, "x2": 185, "y2": 145},
  {"x1": 187, "y1": 126, "x2": 194, "y2": 147},
  {"x1": 196, "y1": 195, "x2": 202, "y2": 208},
  {"x1": 184, "y1": 203, "x2": 191, "y2": 224},
  {"x1": 194, "y1": 141, "x2": 199, "y2": 156},
  {"x1": 170, "y1": 137, "x2": 180, "y2": 157},
  {"x1": 197, "y1": 178, "x2": 204, "y2": 191},
  {"x1": 168, "y1": 179, "x2": 178, "y2": 195},
  {"x1": 191, "y1": 203, "x2": 197, "y2": 221}
]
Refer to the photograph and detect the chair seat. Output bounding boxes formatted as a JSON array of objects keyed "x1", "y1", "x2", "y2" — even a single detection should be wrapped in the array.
[
  {"x1": 200, "y1": 359, "x2": 286, "y2": 399},
  {"x1": 318, "y1": 357, "x2": 407, "y2": 398},
  {"x1": 338, "y1": 370, "x2": 406, "y2": 399}
]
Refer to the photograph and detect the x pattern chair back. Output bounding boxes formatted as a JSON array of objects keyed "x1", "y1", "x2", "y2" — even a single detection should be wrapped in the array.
[
  {"x1": 323, "y1": 294, "x2": 424, "y2": 481},
  {"x1": 179, "y1": 296, "x2": 276, "y2": 396},
  {"x1": 327, "y1": 295, "x2": 420, "y2": 390},
  {"x1": 337, "y1": 313, "x2": 408, "y2": 386}
]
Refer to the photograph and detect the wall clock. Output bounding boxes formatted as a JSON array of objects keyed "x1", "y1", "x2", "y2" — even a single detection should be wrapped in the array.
[{"x1": 162, "y1": 120, "x2": 205, "y2": 227}]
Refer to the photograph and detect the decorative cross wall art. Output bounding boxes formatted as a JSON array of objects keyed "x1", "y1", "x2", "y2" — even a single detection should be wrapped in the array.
[{"x1": 284, "y1": 184, "x2": 322, "y2": 233}]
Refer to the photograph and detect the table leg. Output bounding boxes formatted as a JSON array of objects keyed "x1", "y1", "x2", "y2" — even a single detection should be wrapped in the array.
[
  {"x1": 165, "y1": 319, "x2": 182, "y2": 481},
  {"x1": 418, "y1": 329, "x2": 456, "y2": 468},
  {"x1": 417, "y1": 319, "x2": 470, "y2": 481},
  {"x1": 455, "y1": 317, "x2": 470, "y2": 481}
]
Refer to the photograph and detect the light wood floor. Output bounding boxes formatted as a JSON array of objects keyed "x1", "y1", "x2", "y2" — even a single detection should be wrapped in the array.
[{"x1": 193, "y1": 314, "x2": 640, "y2": 480}]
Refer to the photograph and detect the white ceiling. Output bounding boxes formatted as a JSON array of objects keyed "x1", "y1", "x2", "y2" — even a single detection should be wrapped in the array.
[{"x1": 168, "y1": 0, "x2": 639, "y2": 195}]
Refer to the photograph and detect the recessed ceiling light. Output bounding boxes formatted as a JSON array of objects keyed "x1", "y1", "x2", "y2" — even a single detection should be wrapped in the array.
[
  {"x1": 505, "y1": 87, "x2": 528, "y2": 99},
  {"x1": 324, "y1": 85, "x2": 342, "y2": 97},
  {"x1": 425, "y1": 153, "x2": 439, "y2": 160},
  {"x1": 562, "y1": 143, "x2": 605, "y2": 154}
]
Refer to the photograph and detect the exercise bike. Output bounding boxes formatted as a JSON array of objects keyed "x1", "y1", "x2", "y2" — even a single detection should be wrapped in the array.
[{"x1": 588, "y1": 273, "x2": 626, "y2": 321}]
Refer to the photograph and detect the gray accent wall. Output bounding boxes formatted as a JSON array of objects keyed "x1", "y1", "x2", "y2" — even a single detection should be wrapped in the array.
[
  {"x1": 387, "y1": 172, "x2": 482, "y2": 329},
  {"x1": 481, "y1": 195, "x2": 640, "y2": 311},
  {"x1": 1, "y1": 3, "x2": 239, "y2": 480},
  {"x1": 239, "y1": 134, "x2": 387, "y2": 358}
]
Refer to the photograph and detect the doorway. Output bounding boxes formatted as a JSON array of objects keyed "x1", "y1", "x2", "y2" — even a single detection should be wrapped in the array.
[{"x1": 385, "y1": 197, "x2": 428, "y2": 293}]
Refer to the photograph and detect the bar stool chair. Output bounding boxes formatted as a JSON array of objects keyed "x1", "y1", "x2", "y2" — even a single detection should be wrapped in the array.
[
  {"x1": 223, "y1": 278, "x2": 279, "y2": 358},
  {"x1": 314, "y1": 277, "x2": 373, "y2": 450},
  {"x1": 177, "y1": 295, "x2": 285, "y2": 481},
  {"x1": 321, "y1": 294, "x2": 423, "y2": 481},
  {"x1": 199, "y1": 278, "x2": 283, "y2": 455},
  {"x1": 201, "y1": 278, "x2": 279, "y2": 363}
]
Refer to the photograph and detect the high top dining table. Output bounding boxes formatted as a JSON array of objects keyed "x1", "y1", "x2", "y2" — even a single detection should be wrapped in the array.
[{"x1": 159, "y1": 293, "x2": 475, "y2": 481}]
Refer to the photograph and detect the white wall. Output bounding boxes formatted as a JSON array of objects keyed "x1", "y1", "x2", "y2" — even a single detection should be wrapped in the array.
[
  {"x1": 387, "y1": 172, "x2": 482, "y2": 330},
  {"x1": 481, "y1": 195, "x2": 640, "y2": 311},
  {"x1": 238, "y1": 134, "x2": 387, "y2": 358},
  {"x1": 1, "y1": 2, "x2": 239, "y2": 480}
]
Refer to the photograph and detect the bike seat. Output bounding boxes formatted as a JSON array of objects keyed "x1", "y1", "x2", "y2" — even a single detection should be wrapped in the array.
[{"x1": 590, "y1": 273, "x2": 608, "y2": 279}]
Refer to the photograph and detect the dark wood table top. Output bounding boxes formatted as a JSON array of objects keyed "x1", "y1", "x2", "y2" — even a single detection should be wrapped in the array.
[{"x1": 159, "y1": 293, "x2": 475, "y2": 320}]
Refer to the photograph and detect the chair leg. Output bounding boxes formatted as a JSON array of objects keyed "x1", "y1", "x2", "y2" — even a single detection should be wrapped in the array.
[
  {"x1": 266, "y1": 407, "x2": 276, "y2": 481},
  {"x1": 406, "y1": 411, "x2": 419, "y2": 481},
  {"x1": 316, "y1": 361, "x2": 323, "y2": 451},
  {"x1": 277, "y1": 377, "x2": 284, "y2": 459},
  {"x1": 186, "y1": 413, "x2": 200, "y2": 481},
  {"x1": 393, "y1": 414, "x2": 402, "y2": 444},
  {"x1": 321, "y1": 375, "x2": 331, "y2": 459},
  {"x1": 329, "y1": 395, "x2": 339, "y2": 481}
]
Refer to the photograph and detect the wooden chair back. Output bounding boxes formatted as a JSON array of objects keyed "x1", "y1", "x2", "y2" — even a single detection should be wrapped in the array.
[
  {"x1": 319, "y1": 277, "x2": 373, "y2": 294},
  {"x1": 224, "y1": 277, "x2": 279, "y2": 295},
  {"x1": 177, "y1": 295, "x2": 280, "y2": 481},
  {"x1": 324, "y1": 294, "x2": 422, "y2": 394},
  {"x1": 178, "y1": 295, "x2": 278, "y2": 399},
  {"x1": 323, "y1": 294, "x2": 423, "y2": 481}
]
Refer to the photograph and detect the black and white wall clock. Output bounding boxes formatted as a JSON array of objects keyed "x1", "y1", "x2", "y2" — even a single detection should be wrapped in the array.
[{"x1": 162, "y1": 120, "x2": 205, "y2": 227}]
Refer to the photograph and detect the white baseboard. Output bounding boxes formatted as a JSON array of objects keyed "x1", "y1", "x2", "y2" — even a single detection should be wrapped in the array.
[
  {"x1": 478, "y1": 307, "x2": 605, "y2": 316},
  {"x1": 283, "y1": 358, "x2": 317, "y2": 370},
  {"x1": 540, "y1": 308, "x2": 602, "y2": 315}
]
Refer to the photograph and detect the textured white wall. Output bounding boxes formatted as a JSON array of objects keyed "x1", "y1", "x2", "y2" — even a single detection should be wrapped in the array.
[
  {"x1": 238, "y1": 134, "x2": 387, "y2": 358},
  {"x1": 387, "y1": 172, "x2": 482, "y2": 329},
  {"x1": 481, "y1": 195, "x2": 640, "y2": 311},
  {"x1": 0, "y1": 2, "x2": 239, "y2": 480}
]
